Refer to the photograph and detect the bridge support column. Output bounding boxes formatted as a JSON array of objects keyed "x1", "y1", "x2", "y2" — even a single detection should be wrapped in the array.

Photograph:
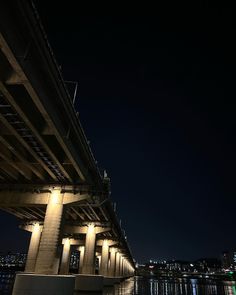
[
  {"x1": 120, "y1": 256, "x2": 124, "y2": 276},
  {"x1": 123, "y1": 259, "x2": 126, "y2": 276},
  {"x1": 97, "y1": 254, "x2": 101, "y2": 270},
  {"x1": 127, "y1": 261, "x2": 130, "y2": 276},
  {"x1": 81, "y1": 224, "x2": 96, "y2": 274},
  {"x1": 126, "y1": 260, "x2": 129, "y2": 276},
  {"x1": 120, "y1": 254, "x2": 123, "y2": 277},
  {"x1": 78, "y1": 246, "x2": 85, "y2": 274},
  {"x1": 35, "y1": 189, "x2": 64, "y2": 274},
  {"x1": 115, "y1": 252, "x2": 121, "y2": 277},
  {"x1": 100, "y1": 239, "x2": 109, "y2": 276},
  {"x1": 25, "y1": 223, "x2": 42, "y2": 272},
  {"x1": 59, "y1": 238, "x2": 71, "y2": 274},
  {"x1": 108, "y1": 247, "x2": 117, "y2": 277},
  {"x1": 124, "y1": 260, "x2": 128, "y2": 276}
]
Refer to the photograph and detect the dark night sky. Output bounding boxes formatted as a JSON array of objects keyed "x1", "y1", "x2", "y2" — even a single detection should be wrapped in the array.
[{"x1": 0, "y1": 6, "x2": 236, "y2": 263}]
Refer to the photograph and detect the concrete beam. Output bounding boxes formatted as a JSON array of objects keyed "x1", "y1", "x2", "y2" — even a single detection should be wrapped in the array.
[
  {"x1": 0, "y1": 143, "x2": 32, "y2": 180},
  {"x1": 96, "y1": 239, "x2": 118, "y2": 247},
  {"x1": 95, "y1": 227, "x2": 111, "y2": 234},
  {"x1": 64, "y1": 226, "x2": 88, "y2": 234},
  {"x1": 63, "y1": 193, "x2": 89, "y2": 205},
  {"x1": 0, "y1": 111, "x2": 58, "y2": 181},
  {"x1": 0, "y1": 191, "x2": 49, "y2": 206},
  {"x1": 0, "y1": 81, "x2": 72, "y2": 182},
  {"x1": 64, "y1": 224, "x2": 111, "y2": 235},
  {"x1": 0, "y1": 191, "x2": 89, "y2": 207},
  {"x1": 20, "y1": 223, "x2": 41, "y2": 232},
  {"x1": 62, "y1": 238, "x2": 84, "y2": 246},
  {"x1": 0, "y1": 134, "x2": 45, "y2": 179},
  {"x1": 0, "y1": 32, "x2": 87, "y2": 182}
]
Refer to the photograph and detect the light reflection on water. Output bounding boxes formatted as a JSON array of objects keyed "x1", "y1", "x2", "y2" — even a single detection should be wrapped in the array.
[
  {"x1": 102, "y1": 276, "x2": 236, "y2": 295},
  {"x1": 1, "y1": 272, "x2": 236, "y2": 295}
]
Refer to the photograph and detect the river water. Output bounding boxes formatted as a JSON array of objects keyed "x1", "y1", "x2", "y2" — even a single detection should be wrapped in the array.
[
  {"x1": 113, "y1": 276, "x2": 236, "y2": 295},
  {"x1": 1, "y1": 271, "x2": 236, "y2": 294}
]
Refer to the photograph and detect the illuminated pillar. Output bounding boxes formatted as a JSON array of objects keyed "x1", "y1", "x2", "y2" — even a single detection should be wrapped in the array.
[
  {"x1": 120, "y1": 256, "x2": 124, "y2": 276},
  {"x1": 125, "y1": 260, "x2": 128, "y2": 276},
  {"x1": 53, "y1": 254, "x2": 61, "y2": 274},
  {"x1": 82, "y1": 224, "x2": 96, "y2": 274},
  {"x1": 59, "y1": 238, "x2": 71, "y2": 274},
  {"x1": 126, "y1": 261, "x2": 129, "y2": 276},
  {"x1": 123, "y1": 259, "x2": 126, "y2": 276},
  {"x1": 108, "y1": 247, "x2": 117, "y2": 277},
  {"x1": 100, "y1": 239, "x2": 109, "y2": 276},
  {"x1": 78, "y1": 246, "x2": 84, "y2": 274},
  {"x1": 25, "y1": 223, "x2": 41, "y2": 272},
  {"x1": 115, "y1": 252, "x2": 121, "y2": 277},
  {"x1": 35, "y1": 189, "x2": 64, "y2": 274},
  {"x1": 97, "y1": 254, "x2": 101, "y2": 269},
  {"x1": 129, "y1": 263, "x2": 132, "y2": 276}
]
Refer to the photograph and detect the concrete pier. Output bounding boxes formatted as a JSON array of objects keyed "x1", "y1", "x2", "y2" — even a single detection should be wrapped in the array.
[
  {"x1": 108, "y1": 247, "x2": 117, "y2": 277},
  {"x1": 78, "y1": 246, "x2": 85, "y2": 273},
  {"x1": 115, "y1": 252, "x2": 121, "y2": 277},
  {"x1": 34, "y1": 190, "x2": 64, "y2": 274},
  {"x1": 60, "y1": 238, "x2": 71, "y2": 274},
  {"x1": 81, "y1": 224, "x2": 96, "y2": 274},
  {"x1": 100, "y1": 239, "x2": 109, "y2": 276},
  {"x1": 25, "y1": 223, "x2": 42, "y2": 272}
]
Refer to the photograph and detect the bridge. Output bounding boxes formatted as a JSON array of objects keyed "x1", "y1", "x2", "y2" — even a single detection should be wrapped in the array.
[{"x1": 0, "y1": 1, "x2": 135, "y2": 293}]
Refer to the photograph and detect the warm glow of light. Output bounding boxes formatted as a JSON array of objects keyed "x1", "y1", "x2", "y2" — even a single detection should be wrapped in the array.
[
  {"x1": 103, "y1": 239, "x2": 108, "y2": 247},
  {"x1": 79, "y1": 246, "x2": 84, "y2": 252},
  {"x1": 65, "y1": 238, "x2": 70, "y2": 246},
  {"x1": 33, "y1": 222, "x2": 40, "y2": 232},
  {"x1": 50, "y1": 189, "x2": 61, "y2": 204},
  {"x1": 87, "y1": 223, "x2": 95, "y2": 233},
  {"x1": 110, "y1": 247, "x2": 117, "y2": 254}
]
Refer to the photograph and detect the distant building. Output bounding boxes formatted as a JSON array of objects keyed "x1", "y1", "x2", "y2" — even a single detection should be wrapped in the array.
[
  {"x1": 195, "y1": 258, "x2": 221, "y2": 272},
  {"x1": 222, "y1": 251, "x2": 231, "y2": 269},
  {"x1": 69, "y1": 251, "x2": 80, "y2": 271},
  {"x1": 166, "y1": 260, "x2": 191, "y2": 272},
  {"x1": 0, "y1": 252, "x2": 27, "y2": 268},
  {"x1": 232, "y1": 251, "x2": 236, "y2": 270}
]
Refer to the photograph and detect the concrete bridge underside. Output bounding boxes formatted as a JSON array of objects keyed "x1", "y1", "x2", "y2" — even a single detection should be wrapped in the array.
[{"x1": 0, "y1": 1, "x2": 135, "y2": 293}]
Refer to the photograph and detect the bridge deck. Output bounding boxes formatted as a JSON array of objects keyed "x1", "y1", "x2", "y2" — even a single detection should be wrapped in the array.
[{"x1": 0, "y1": 0, "x2": 102, "y2": 186}]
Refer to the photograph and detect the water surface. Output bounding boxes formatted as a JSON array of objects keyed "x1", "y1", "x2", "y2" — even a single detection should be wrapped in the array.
[
  {"x1": 1, "y1": 272, "x2": 236, "y2": 295},
  {"x1": 105, "y1": 276, "x2": 236, "y2": 295}
]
